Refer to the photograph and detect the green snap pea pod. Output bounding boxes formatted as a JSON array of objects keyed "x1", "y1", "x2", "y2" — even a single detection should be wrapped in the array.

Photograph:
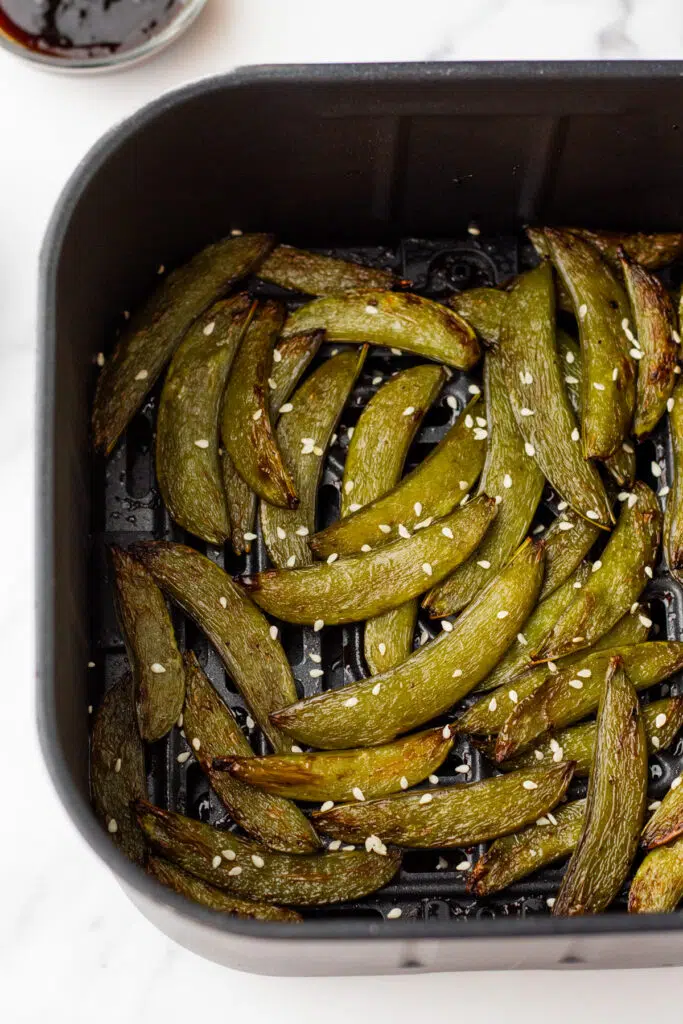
[
  {"x1": 495, "y1": 642, "x2": 683, "y2": 762},
  {"x1": 311, "y1": 762, "x2": 574, "y2": 849},
  {"x1": 554, "y1": 658, "x2": 647, "y2": 916},
  {"x1": 423, "y1": 349, "x2": 545, "y2": 618},
  {"x1": 147, "y1": 857, "x2": 303, "y2": 922},
  {"x1": 569, "y1": 228, "x2": 683, "y2": 271},
  {"x1": 221, "y1": 300, "x2": 297, "y2": 509},
  {"x1": 260, "y1": 347, "x2": 367, "y2": 568},
  {"x1": 664, "y1": 379, "x2": 683, "y2": 582},
  {"x1": 91, "y1": 673, "x2": 146, "y2": 865},
  {"x1": 641, "y1": 772, "x2": 683, "y2": 849},
  {"x1": 447, "y1": 288, "x2": 506, "y2": 345},
  {"x1": 620, "y1": 251, "x2": 678, "y2": 438},
  {"x1": 223, "y1": 329, "x2": 324, "y2": 555},
  {"x1": 628, "y1": 837, "x2": 683, "y2": 913},
  {"x1": 244, "y1": 496, "x2": 496, "y2": 625},
  {"x1": 539, "y1": 509, "x2": 600, "y2": 601},
  {"x1": 345, "y1": 365, "x2": 447, "y2": 673},
  {"x1": 311, "y1": 397, "x2": 487, "y2": 559},
  {"x1": 456, "y1": 612, "x2": 649, "y2": 735},
  {"x1": 130, "y1": 541, "x2": 296, "y2": 752},
  {"x1": 110, "y1": 546, "x2": 185, "y2": 742},
  {"x1": 136, "y1": 801, "x2": 401, "y2": 905},
  {"x1": 472, "y1": 563, "x2": 591, "y2": 695},
  {"x1": 468, "y1": 800, "x2": 586, "y2": 896},
  {"x1": 258, "y1": 245, "x2": 399, "y2": 294},
  {"x1": 92, "y1": 233, "x2": 273, "y2": 456},
  {"x1": 282, "y1": 290, "x2": 481, "y2": 370},
  {"x1": 499, "y1": 262, "x2": 612, "y2": 526},
  {"x1": 214, "y1": 725, "x2": 454, "y2": 803},
  {"x1": 270, "y1": 540, "x2": 545, "y2": 749},
  {"x1": 182, "y1": 652, "x2": 319, "y2": 854},
  {"x1": 491, "y1": 697, "x2": 683, "y2": 776},
  {"x1": 156, "y1": 296, "x2": 253, "y2": 544},
  {"x1": 543, "y1": 227, "x2": 636, "y2": 461},
  {"x1": 534, "y1": 482, "x2": 660, "y2": 662},
  {"x1": 555, "y1": 326, "x2": 636, "y2": 488}
]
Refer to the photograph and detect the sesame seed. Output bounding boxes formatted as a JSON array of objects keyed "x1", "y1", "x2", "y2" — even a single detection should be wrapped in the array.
[
  {"x1": 522, "y1": 780, "x2": 538, "y2": 790},
  {"x1": 372, "y1": 376, "x2": 383, "y2": 385},
  {"x1": 673, "y1": 777, "x2": 682, "y2": 790},
  {"x1": 503, "y1": 474, "x2": 512, "y2": 489},
  {"x1": 192, "y1": 737, "x2": 201, "y2": 750},
  {"x1": 525, "y1": 442, "x2": 536, "y2": 457},
  {"x1": 280, "y1": 402, "x2": 293, "y2": 413},
  {"x1": 365, "y1": 304, "x2": 378, "y2": 315},
  {"x1": 402, "y1": 406, "x2": 415, "y2": 417},
  {"x1": 456, "y1": 860, "x2": 471, "y2": 871},
  {"x1": 313, "y1": 446, "x2": 324, "y2": 456},
  {"x1": 520, "y1": 407, "x2": 535, "y2": 417},
  {"x1": 656, "y1": 712, "x2": 667, "y2": 729},
  {"x1": 668, "y1": 397, "x2": 675, "y2": 412},
  {"x1": 309, "y1": 668, "x2": 324, "y2": 678},
  {"x1": 365, "y1": 834, "x2": 388, "y2": 856},
  {"x1": 509, "y1": 690, "x2": 519, "y2": 704},
  {"x1": 309, "y1": 653, "x2": 322, "y2": 665},
  {"x1": 399, "y1": 776, "x2": 409, "y2": 791},
  {"x1": 639, "y1": 614, "x2": 653, "y2": 628},
  {"x1": 314, "y1": 619, "x2": 325, "y2": 632},
  {"x1": 476, "y1": 417, "x2": 487, "y2": 428},
  {"x1": 211, "y1": 854, "x2": 222, "y2": 869},
  {"x1": 578, "y1": 304, "x2": 588, "y2": 320},
  {"x1": 243, "y1": 531, "x2": 257, "y2": 541},
  {"x1": 96, "y1": 352, "x2": 105, "y2": 366},
  {"x1": 436, "y1": 857, "x2": 448, "y2": 870},
  {"x1": 326, "y1": 553, "x2": 339, "y2": 565},
  {"x1": 387, "y1": 907, "x2": 402, "y2": 919},
  {"x1": 536, "y1": 817, "x2": 550, "y2": 826},
  {"x1": 473, "y1": 428, "x2": 488, "y2": 440},
  {"x1": 372, "y1": 682, "x2": 382, "y2": 695},
  {"x1": 177, "y1": 751, "x2": 191, "y2": 764},
  {"x1": 452, "y1": 669, "x2": 463, "y2": 678},
  {"x1": 286, "y1": 556, "x2": 296, "y2": 568},
  {"x1": 250, "y1": 854, "x2": 265, "y2": 869},
  {"x1": 252, "y1": 408, "x2": 264, "y2": 422},
  {"x1": 477, "y1": 559, "x2": 491, "y2": 569},
  {"x1": 645, "y1": 566, "x2": 653, "y2": 579},
  {"x1": 134, "y1": 369, "x2": 149, "y2": 383},
  {"x1": 268, "y1": 377, "x2": 277, "y2": 390},
  {"x1": 468, "y1": 223, "x2": 481, "y2": 236},
  {"x1": 468, "y1": 384, "x2": 482, "y2": 396},
  {"x1": 398, "y1": 524, "x2": 411, "y2": 539},
  {"x1": 291, "y1": 746, "x2": 303, "y2": 753},
  {"x1": 552, "y1": 749, "x2": 564, "y2": 762},
  {"x1": 612, "y1": 368, "x2": 619, "y2": 382},
  {"x1": 568, "y1": 679, "x2": 583, "y2": 690},
  {"x1": 458, "y1": 481, "x2": 468, "y2": 492},
  {"x1": 674, "y1": 331, "x2": 681, "y2": 345},
  {"x1": 534, "y1": 750, "x2": 544, "y2": 761},
  {"x1": 565, "y1": 376, "x2": 579, "y2": 385},
  {"x1": 441, "y1": 526, "x2": 454, "y2": 540},
  {"x1": 344, "y1": 696, "x2": 358, "y2": 707},
  {"x1": 320, "y1": 801, "x2": 334, "y2": 813},
  {"x1": 107, "y1": 819, "x2": 118, "y2": 834},
  {"x1": 88, "y1": 661, "x2": 96, "y2": 669},
  {"x1": 328, "y1": 840, "x2": 342, "y2": 851},
  {"x1": 652, "y1": 461, "x2": 663, "y2": 478},
  {"x1": 586, "y1": 510, "x2": 599, "y2": 520},
  {"x1": 455, "y1": 764, "x2": 470, "y2": 774},
  {"x1": 521, "y1": 370, "x2": 533, "y2": 384},
  {"x1": 548, "y1": 662, "x2": 558, "y2": 673},
  {"x1": 352, "y1": 787, "x2": 365, "y2": 801},
  {"x1": 228, "y1": 865, "x2": 243, "y2": 876},
  {"x1": 246, "y1": 716, "x2": 255, "y2": 729},
  {"x1": 422, "y1": 562, "x2": 433, "y2": 576},
  {"x1": 565, "y1": 351, "x2": 576, "y2": 364},
  {"x1": 630, "y1": 603, "x2": 640, "y2": 615},
  {"x1": 391, "y1": 346, "x2": 403, "y2": 354},
  {"x1": 627, "y1": 493, "x2": 638, "y2": 508},
  {"x1": 592, "y1": 560, "x2": 602, "y2": 573},
  {"x1": 441, "y1": 620, "x2": 454, "y2": 633},
  {"x1": 194, "y1": 439, "x2": 209, "y2": 449},
  {"x1": 546, "y1": 897, "x2": 556, "y2": 908},
  {"x1": 273, "y1": 349, "x2": 283, "y2": 363},
  {"x1": 446, "y1": 396, "x2": 457, "y2": 410},
  {"x1": 361, "y1": 544, "x2": 372, "y2": 552},
  {"x1": 623, "y1": 442, "x2": 635, "y2": 454},
  {"x1": 465, "y1": 414, "x2": 474, "y2": 428},
  {"x1": 648, "y1": 801, "x2": 662, "y2": 811},
  {"x1": 577, "y1": 668, "x2": 592, "y2": 678},
  {"x1": 659, "y1": 486, "x2": 670, "y2": 497},
  {"x1": 419, "y1": 793, "x2": 433, "y2": 805},
  {"x1": 631, "y1": 348, "x2": 643, "y2": 360},
  {"x1": 488, "y1": 697, "x2": 497, "y2": 711},
  {"x1": 268, "y1": 626, "x2": 279, "y2": 642},
  {"x1": 114, "y1": 758, "x2": 122, "y2": 773},
  {"x1": 442, "y1": 725, "x2": 451, "y2": 739},
  {"x1": 429, "y1": 775, "x2": 440, "y2": 785},
  {"x1": 150, "y1": 663, "x2": 166, "y2": 674},
  {"x1": 276, "y1": 526, "x2": 287, "y2": 540},
  {"x1": 571, "y1": 427, "x2": 580, "y2": 442},
  {"x1": 344, "y1": 480, "x2": 354, "y2": 494},
  {"x1": 497, "y1": 610, "x2": 509, "y2": 619},
  {"x1": 652, "y1": 736, "x2": 661, "y2": 749},
  {"x1": 572, "y1": 636, "x2": 585, "y2": 643},
  {"x1": 379, "y1": 524, "x2": 392, "y2": 534}
]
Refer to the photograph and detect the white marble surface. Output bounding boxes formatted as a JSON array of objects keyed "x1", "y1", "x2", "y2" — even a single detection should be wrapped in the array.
[{"x1": 6, "y1": 0, "x2": 683, "y2": 1019}]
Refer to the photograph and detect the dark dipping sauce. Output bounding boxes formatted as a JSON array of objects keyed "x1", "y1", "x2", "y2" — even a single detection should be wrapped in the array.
[{"x1": 0, "y1": 0, "x2": 187, "y2": 61}]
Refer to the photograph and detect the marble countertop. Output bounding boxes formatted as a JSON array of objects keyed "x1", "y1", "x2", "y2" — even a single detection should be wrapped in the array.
[{"x1": 5, "y1": 1, "x2": 683, "y2": 1020}]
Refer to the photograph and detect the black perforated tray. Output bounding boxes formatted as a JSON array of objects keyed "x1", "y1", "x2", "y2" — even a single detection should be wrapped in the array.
[{"x1": 89, "y1": 235, "x2": 683, "y2": 925}]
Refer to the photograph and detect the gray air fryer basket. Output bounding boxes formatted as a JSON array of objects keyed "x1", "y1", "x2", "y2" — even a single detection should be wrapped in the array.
[{"x1": 37, "y1": 62, "x2": 683, "y2": 974}]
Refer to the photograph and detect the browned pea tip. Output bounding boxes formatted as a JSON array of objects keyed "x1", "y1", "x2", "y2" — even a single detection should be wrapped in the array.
[{"x1": 211, "y1": 755, "x2": 239, "y2": 773}]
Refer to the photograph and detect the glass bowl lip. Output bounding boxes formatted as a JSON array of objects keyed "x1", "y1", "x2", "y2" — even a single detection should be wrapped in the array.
[{"x1": 0, "y1": 0, "x2": 208, "y2": 73}]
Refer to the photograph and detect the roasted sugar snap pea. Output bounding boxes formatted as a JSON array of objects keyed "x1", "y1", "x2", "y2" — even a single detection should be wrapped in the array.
[
  {"x1": 223, "y1": 329, "x2": 324, "y2": 555},
  {"x1": 628, "y1": 837, "x2": 683, "y2": 913},
  {"x1": 492, "y1": 697, "x2": 683, "y2": 776},
  {"x1": 664, "y1": 378, "x2": 683, "y2": 582},
  {"x1": 221, "y1": 300, "x2": 298, "y2": 509},
  {"x1": 472, "y1": 563, "x2": 591, "y2": 695},
  {"x1": 538, "y1": 508, "x2": 601, "y2": 601},
  {"x1": 468, "y1": 799, "x2": 585, "y2": 896},
  {"x1": 569, "y1": 228, "x2": 683, "y2": 271},
  {"x1": 282, "y1": 290, "x2": 481, "y2": 369},
  {"x1": 311, "y1": 762, "x2": 574, "y2": 849},
  {"x1": 110, "y1": 546, "x2": 185, "y2": 742},
  {"x1": 456, "y1": 612, "x2": 650, "y2": 736},
  {"x1": 495, "y1": 642, "x2": 683, "y2": 762},
  {"x1": 641, "y1": 771, "x2": 683, "y2": 850},
  {"x1": 130, "y1": 541, "x2": 296, "y2": 752},
  {"x1": 311, "y1": 397, "x2": 487, "y2": 559},
  {"x1": 270, "y1": 540, "x2": 545, "y2": 749},
  {"x1": 553, "y1": 658, "x2": 647, "y2": 916},
  {"x1": 260, "y1": 347, "x2": 367, "y2": 567},
  {"x1": 182, "y1": 652, "x2": 319, "y2": 854},
  {"x1": 136, "y1": 801, "x2": 401, "y2": 905},
  {"x1": 156, "y1": 295, "x2": 253, "y2": 544},
  {"x1": 258, "y1": 245, "x2": 399, "y2": 294},
  {"x1": 533, "y1": 482, "x2": 660, "y2": 662},
  {"x1": 92, "y1": 233, "x2": 273, "y2": 456},
  {"x1": 447, "y1": 287, "x2": 506, "y2": 345},
  {"x1": 423, "y1": 349, "x2": 545, "y2": 618},
  {"x1": 244, "y1": 496, "x2": 496, "y2": 625},
  {"x1": 542, "y1": 228, "x2": 635, "y2": 461},
  {"x1": 499, "y1": 262, "x2": 612, "y2": 526},
  {"x1": 214, "y1": 725, "x2": 453, "y2": 804},
  {"x1": 91, "y1": 673, "x2": 146, "y2": 865},
  {"x1": 620, "y1": 251, "x2": 678, "y2": 438},
  {"x1": 147, "y1": 857, "x2": 303, "y2": 922}
]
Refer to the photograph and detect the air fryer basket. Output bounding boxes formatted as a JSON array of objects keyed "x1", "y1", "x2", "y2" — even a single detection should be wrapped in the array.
[{"x1": 38, "y1": 63, "x2": 683, "y2": 973}]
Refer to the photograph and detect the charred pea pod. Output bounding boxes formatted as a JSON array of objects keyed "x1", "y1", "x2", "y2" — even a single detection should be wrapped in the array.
[
  {"x1": 270, "y1": 540, "x2": 545, "y2": 749},
  {"x1": 181, "y1": 652, "x2": 320, "y2": 854},
  {"x1": 468, "y1": 799, "x2": 585, "y2": 896},
  {"x1": 620, "y1": 250, "x2": 678, "y2": 438},
  {"x1": 130, "y1": 541, "x2": 297, "y2": 753},
  {"x1": 311, "y1": 763, "x2": 574, "y2": 848},
  {"x1": 533, "y1": 482, "x2": 661, "y2": 662},
  {"x1": 628, "y1": 837, "x2": 683, "y2": 913},
  {"x1": 553, "y1": 658, "x2": 647, "y2": 916},
  {"x1": 110, "y1": 546, "x2": 185, "y2": 742},
  {"x1": 538, "y1": 507, "x2": 601, "y2": 601},
  {"x1": 281, "y1": 290, "x2": 480, "y2": 369},
  {"x1": 311, "y1": 397, "x2": 487, "y2": 559},
  {"x1": 542, "y1": 228, "x2": 635, "y2": 461},
  {"x1": 257, "y1": 245, "x2": 399, "y2": 294},
  {"x1": 495, "y1": 642, "x2": 683, "y2": 763},
  {"x1": 641, "y1": 771, "x2": 683, "y2": 850},
  {"x1": 423, "y1": 348, "x2": 545, "y2": 618},
  {"x1": 260, "y1": 347, "x2": 367, "y2": 568},
  {"x1": 243, "y1": 496, "x2": 496, "y2": 625},
  {"x1": 223, "y1": 329, "x2": 324, "y2": 555},
  {"x1": 91, "y1": 673, "x2": 147, "y2": 865},
  {"x1": 136, "y1": 801, "x2": 402, "y2": 906},
  {"x1": 568, "y1": 228, "x2": 683, "y2": 271},
  {"x1": 214, "y1": 725, "x2": 454, "y2": 804},
  {"x1": 147, "y1": 857, "x2": 303, "y2": 922},
  {"x1": 664, "y1": 378, "x2": 683, "y2": 582},
  {"x1": 221, "y1": 300, "x2": 298, "y2": 509},
  {"x1": 92, "y1": 233, "x2": 274, "y2": 456},
  {"x1": 156, "y1": 295, "x2": 254, "y2": 544}
]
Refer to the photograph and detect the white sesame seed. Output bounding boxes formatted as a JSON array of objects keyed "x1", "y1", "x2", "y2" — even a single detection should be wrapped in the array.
[
  {"x1": 652, "y1": 461, "x2": 663, "y2": 478},
  {"x1": 624, "y1": 441, "x2": 635, "y2": 453},
  {"x1": 568, "y1": 679, "x2": 583, "y2": 690},
  {"x1": 88, "y1": 661, "x2": 96, "y2": 669},
  {"x1": 674, "y1": 331, "x2": 681, "y2": 345},
  {"x1": 668, "y1": 397, "x2": 676, "y2": 412},
  {"x1": 469, "y1": 384, "x2": 481, "y2": 396},
  {"x1": 578, "y1": 304, "x2": 588, "y2": 320},
  {"x1": 586, "y1": 510, "x2": 599, "y2": 520},
  {"x1": 328, "y1": 839, "x2": 342, "y2": 851},
  {"x1": 365, "y1": 834, "x2": 388, "y2": 856},
  {"x1": 243, "y1": 531, "x2": 257, "y2": 541},
  {"x1": 520, "y1": 407, "x2": 535, "y2": 417},
  {"x1": 391, "y1": 346, "x2": 402, "y2": 354},
  {"x1": 349, "y1": 503, "x2": 362, "y2": 512},
  {"x1": 419, "y1": 793, "x2": 433, "y2": 805},
  {"x1": 326, "y1": 553, "x2": 339, "y2": 565},
  {"x1": 134, "y1": 368, "x2": 150, "y2": 383},
  {"x1": 652, "y1": 736, "x2": 661, "y2": 749},
  {"x1": 352, "y1": 787, "x2": 365, "y2": 802},
  {"x1": 194, "y1": 439, "x2": 209, "y2": 449},
  {"x1": 639, "y1": 614, "x2": 653, "y2": 628},
  {"x1": 570, "y1": 427, "x2": 580, "y2": 442},
  {"x1": 387, "y1": 907, "x2": 402, "y2": 919},
  {"x1": 627, "y1": 493, "x2": 638, "y2": 509},
  {"x1": 673, "y1": 777, "x2": 682, "y2": 790},
  {"x1": 252, "y1": 408, "x2": 264, "y2": 422},
  {"x1": 648, "y1": 801, "x2": 662, "y2": 811},
  {"x1": 428, "y1": 775, "x2": 440, "y2": 786},
  {"x1": 488, "y1": 697, "x2": 497, "y2": 712},
  {"x1": 659, "y1": 486, "x2": 671, "y2": 497},
  {"x1": 397, "y1": 524, "x2": 411, "y2": 540},
  {"x1": 456, "y1": 860, "x2": 471, "y2": 871},
  {"x1": 422, "y1": 562, "x2": 433, "y2": 576},
  {"x1": 210, "y1": 854, "x2": 222, "y2": 869},
  {"x1": 275, "y1": 526, "x2": 287, "y2": 540},
  {"x1": 631, "y1": 348, "x2": 643, "y2": 360},
  {"x1": 645, "y1": 566, "x2": 653, "y2": 579},
  {"x1": 309, "y1": 668, "x2": 324, "y2": 678},
  {"x1": 497, "y1": 610, "x2": 509, "y2": 619},
  {"x1": 96, "y1": 352, "x2": 105, "y2": 367},
  {"x1": 565, "y1": 376, "x2": 579, "y2": 385},
  {"x1": 442, "y1": 725, "x2": 451, "y2": 739},
  {"x1": 320, "y1": 801, "x2": 334, "y2": 812},
  {"x1": 372, "y1": 376, "x2": 383, "y2": 385},
  {"x1": 268, "y1": 626, "x2": 279, "y2": 643},
  {"x1": 523, "y1": 780, "x2": 538, "y2": 790},
  {"x1": 192, "y1": 737, "x2": 201, "y2": 750},
  {"x1": 577, "y1": 668, "x2": 592, "y2": 678},
  {"x1": 476, "y1": 416, "x2": 487, "y2": 428},
  {"x1": 150, "y1": 663, "x2": 166, "y2": 674},
  {"x1": 250, "y1": 854, "x2": 265, "y2": 869},
  {"x1": 454, "y1": 764, "x2": 469, "y2": 775},
  {"x1": 546, "y1": 897, "x2": 556, "y2": 909},
  {"x1": 502, "y1": 473, "x2": 513, "y2": 490},
  {"x1": 344, "y1": 696, "x2": 358, "y2": 707},
  {"x1": 536, "y1": 817, "x2": 550, "y2": 826},
  {"x1": 477, "y1": 559, "x2": 491, "y2": 569},
  {"x1": 291, "y1": 745, "x2": 303, "y2": 753},
  {"x1": 314, "y1": 619, "x2": 325, "y2": 632},
  {"x1": 273, "y1": 349, "x2": 283, "y2": 363},
  {"x1": 246, "y1": 716, "x2": 255, "y2": 729},
  {"x1": 612, "y1": 367, "x2": 619, "y2": 382},
  {"x1": 114, "y1": 757, "x2": 122, "y2": 773},
  {"x1": 473, "y1": 428, "x2": 488, "y2": 440},
  {"x1": 508, "y1": 690, "x2": 519, "y2": 704},
  {"x1": 452, "y1": 669, "x2": 463, "y2": 678},
  {"x1": 655, "y1": 712, "x2": 667, "y2": 729},
  {"x1": 630, "y1": 603, "x2": 640, "y2": 615},
  {"x1": 361, "y1": 544, "x2": 372, "y2": 552},
  {"x1": 446, "y1": 396, "x2": 458, "y2": 410},
  {"x1": 177, "y1": 751, "x2": 191, "y2": 764},
  {"x1": 572, "y1": 636, "x2": 585, "y2": 643},
  {"x1": 313, "y1": 446, "x2": 324, "y2": 456},
  {"x1": 280, "y1": 402, "x2": 293, "y2": 413},
  {"x1": 286, "y1": 555, "x2": 296, "y2": 567},
  {"x1": 534, "y1": 750, "x2": 544, "y2": 761},
  {"x1": 565, "y1": 351, "x2": 576, "y2": 365},
  {"x1": 399, "y1": 775, "x2": 409, "y2": 793},
  {"x1": 548, "y1": 662, "x2": 558, "y2": 673},
  {"x1": 379, "y1": 523, "x2": 392, "y2": 534},
  {"x1": 441, "y1": 620, "x2": 454, "y2": 633},
  {"x1": 525, "y1": 442, "x2": 535, "y2": 457},
  {"x1": 227, "y1": 865, "x2": 243, "y2": 877},
  {"x1": 107, "y1": 819, "x2": 118, "y2": 833},
  {"x1": 593, "y1": 381, "x2": 606, "y2": 392},
  {"x1": 402, "y1": 406, "x2": 415, "y2": 417},
  {"x1": 592, "y1": 560, "x2": 602, "y2": 573},
  {"x1": 365, "y1": 304, "x2": 379, "y2": 315},
  {"x1": 310, "y1": 653, "x2": 322, "y2": 664},
  {"x1": 344, "y1": 480, "x2": 354, "y2": 494},
  {"x1": 268, "y1": 377, "x2": 277, "y2": 391},
  {"x1": 465, "y1": 414, "x2": 474, "y2": 428},
  {"x1": 441, "y1": 526, "x2": 454, "y2": 540}
]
